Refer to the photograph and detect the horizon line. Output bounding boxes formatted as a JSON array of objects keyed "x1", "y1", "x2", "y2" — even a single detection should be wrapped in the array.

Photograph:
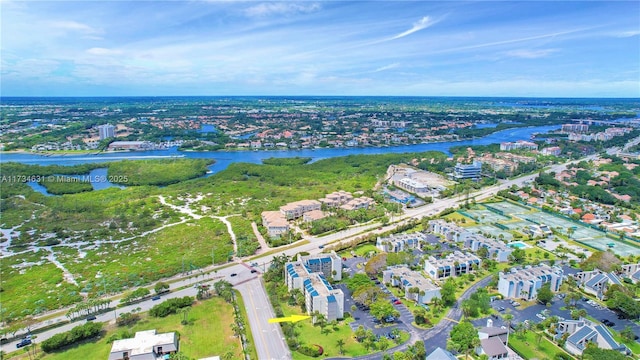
[{"x1": 1, "y1": 95, "x2": 639, "y2": 100}]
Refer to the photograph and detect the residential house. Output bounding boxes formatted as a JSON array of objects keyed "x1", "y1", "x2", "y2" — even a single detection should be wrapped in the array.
[
  {"x1": 476, "y1": 320, "x2": 510, "y2": 360},
  {"x1": 498, "y1": 264, "x2": 563, "y2": 300},
  {"x1": 424, "y1": 251, "x2": 481, "y2": 280},
  {"x1": 376, "y1": 233, "x2": 425, "y2": 253},
  {"x1": 108, "y1": 329, "x2": 178, "y2": 360},
  {"x1": 382, "y1": 265, "x2": 441, "y2": 304}
]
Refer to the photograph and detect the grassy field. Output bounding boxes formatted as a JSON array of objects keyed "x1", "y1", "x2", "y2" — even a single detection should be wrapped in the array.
[
  {"x1": 7, "y1": 296, "x2": 252, "y2": 360},
  {"x1": 508, "y1": 331, "x2": 573, "y2": 360}
]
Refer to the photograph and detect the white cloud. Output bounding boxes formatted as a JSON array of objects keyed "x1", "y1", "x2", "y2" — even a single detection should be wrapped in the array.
[
  {"x1": 373, "y1": 63, "x2": 400, "y2": 72},
  {"x1": 506, "y1": 48, "x2": 559, "y2": 59},
  {"x1": 49, "y1": 20, "x2": 97, "y2": 33},
  {"x1": 244, "y1": 2, "x2": 321, "y2": 17},
  {"x1": 391, "y1": 16, "x2": 434, "y2": 40},
  {"x1": 86, "y1": 47, "x2": 122, "y2": 56},
  {"x1": 611, "y1": 30, "x2": 640, "y2": 38}
]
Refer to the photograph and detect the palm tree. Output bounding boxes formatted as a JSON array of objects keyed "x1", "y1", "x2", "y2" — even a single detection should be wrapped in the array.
[
  {"x1": 336, "y1": 339, "x2": 345, "y2": 355},
  {"x1": 503, "y1": 312, "x2": 514, "y2": 346}
]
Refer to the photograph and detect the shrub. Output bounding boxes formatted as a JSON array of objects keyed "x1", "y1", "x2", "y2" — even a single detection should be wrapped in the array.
[
  {"x1": 298, "y1": 344, "x2": 323, "y2": 357},
  {"x1": 149, "y1": 296, "x2": 193, "y2": 318},
  {"x1": 41, "y1": 322, "x2": 103, "y2": 352}
]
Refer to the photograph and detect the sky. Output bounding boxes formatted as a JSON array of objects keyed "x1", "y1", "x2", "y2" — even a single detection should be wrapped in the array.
[{"x1": 1, "y1": 1, "x2": 639, "y2": 97}]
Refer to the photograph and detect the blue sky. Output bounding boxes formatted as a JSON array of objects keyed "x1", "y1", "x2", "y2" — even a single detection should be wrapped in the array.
[{"x1": 1, "y1": 1, "x2": 639, "y2": 97}]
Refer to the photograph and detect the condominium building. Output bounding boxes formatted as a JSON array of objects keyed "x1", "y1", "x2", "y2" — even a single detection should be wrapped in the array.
[
  {"x1": 498, "y1": 264, "x2": 563, "y2": 300},
  {"x1": 429, "y1": 220, "x2": 511, "y2": 262},
  {"x1": 376, "y1": 233, "x2": 425, "y2": 253},
  {"x1": 541, "y1": 146, "x2": 562, "y2": 156},
  {"x1": 98, "y1": 124, "x2": 116, "y2": 140},
  {"x1": 561, "y1": 123, "x2": 590, "y2": 133},
  {"x1": 396, "y1": 178, "x2": 429, "y2": 193},
  {"x1": 555, "y1": 319, "x2": 628, "y2": 356},
  {"x1": 284, "y1": 261, "x2": 344, "y2": 321},
  {"x1": 339, "y1": 197, "x2": 374, "y2": 211},
  {"x1": 280, "y1": 200, "x2": 322, "y2": 220},
  {"x1": 573, "y1": 270, "x2": 623, "y2": 300},
  {"x1": 383, "y1": 265, "x2": 441, "y2": 303},
  {"x1": 453, "y1": 161, "x2": 482, "y2": 180},
  {"x1": 303, "y1": 273, "x2": 344, "y2": 322},
  {"x1": 261, "y1": 211, "x2": 290, "y2": 237},
  {"x1": 620, "y1": 262, "x2": 640, "y2": 283},
  {"x1": 299, "y1": 252, "x2": 342, "y2": 281},
  {"x1": 424, "y1": 251, "x2": 481, "y2": 280},
  {"x1": 499, "y1": 140, "x2": 538, "y2": 151},
  {"x1": 318, "y1": 191, "x2": 353, "y2": 208}
]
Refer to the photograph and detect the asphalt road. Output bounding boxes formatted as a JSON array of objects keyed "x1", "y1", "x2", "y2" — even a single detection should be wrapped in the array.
[{"x1": 237, "y1": 278, "x2": 291, "y2": 360}]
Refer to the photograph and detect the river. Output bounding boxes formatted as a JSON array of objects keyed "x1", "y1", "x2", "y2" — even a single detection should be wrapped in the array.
[{"x1": 0, "y1": 125, "x2": 560, "y2": 175}]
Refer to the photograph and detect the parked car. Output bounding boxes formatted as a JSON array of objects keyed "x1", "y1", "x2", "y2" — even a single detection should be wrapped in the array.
[
  {"x1": 86, "y1": 315, "x2": 97, "y2": 321},
  {"x1": 16, "y1": 339, "x2": 31, "y2": 348},
  {"x1": 230, "y1": 273, "x2": 237, "y2": 277},
  {"x1": 318, "y1": 245, "x2": 325, "y2": 249},
  {"x1": 250, "y1": 269, "x2": 257, "y2": 273},
  {"x1": 393, "y1": 300, "x2": 402, "y2": 305},
  {"x1": 151, "y1": 295, "x2": 161, "y2": 301}
]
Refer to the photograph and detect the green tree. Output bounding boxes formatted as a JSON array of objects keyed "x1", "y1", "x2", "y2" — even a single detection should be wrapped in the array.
[
  {"x1": 448, "y1": 321, "x2": 480, "y2": 359},
  {"x1": 154, "y1": 281, "x2": 169, "y2": 294},
  {"x1": 336, "y1": 339, "x2": 345, "y2": 355},
  {"x1": 441, "y1": 278, "x2": 457, "y2": 306},
  {"x1": 536, "y1": 283, "x2": 554, "y2": 305},
  {"x1": 370, "y1": 299, "x2": 399, "y2": 322}
]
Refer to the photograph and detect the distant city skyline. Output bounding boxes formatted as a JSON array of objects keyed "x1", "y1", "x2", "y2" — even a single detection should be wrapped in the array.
[{"x1": 1, "y1": 1, "x2": 639, "y2": 98}]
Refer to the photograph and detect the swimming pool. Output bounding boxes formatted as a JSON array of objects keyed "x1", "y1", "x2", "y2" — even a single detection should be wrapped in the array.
[{"x1": 508, "y1": 241, "x2": 530, "y2": 249}]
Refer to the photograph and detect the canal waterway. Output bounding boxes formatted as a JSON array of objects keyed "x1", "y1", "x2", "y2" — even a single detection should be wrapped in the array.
[{"x1": 1, "y1": 124, "x2": 560, "y2": 175}]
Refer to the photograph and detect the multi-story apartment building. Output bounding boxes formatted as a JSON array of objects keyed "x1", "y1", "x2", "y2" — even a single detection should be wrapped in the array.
[
  {"x1": 424, "y1": 251, "x2": 481, "y2": 280},
  {"x1": 340, "y1": 197, "x2": 374, "y2": 211},
  {"x1": 318, "y1": 191, "x2": 353, "y2": 208},
  {"x1": 464, "y1": 234, "x2": 513, "y2": 263},
  {"x1": 280, "y1": 200, "x2": 322, "y2": 220},
  {"x1": 561, "y1": 123, "x2": 590, "y2": 133},
  {"x1": 383, "y1": 266, "x2": 441, "y2": 303},
  {"x1": 261, "y1": 211, "x2": 290, "y2": 237},
  {"x1": 499, "y1": 140, "x2": 538, "y2": 151},
  {"x1": 620, "y1": 262, "x2": 640, "y2": 283},
  {"x1": 573, "y1": 269, "x2": 623, "y2": 300},
  {"x1": 429, "y1": 220, "x2": 512, "y2": 262},
  {"x1": 376, "y1": 233, "x2": 425, "y2": 253},
  {"x1": 498, "y1": 264, "x2": 563, "y2": 300},
  {"x1": 284, "y1": 261, "x2": 344, "y2": 321},
  {"x1": 98, "y1": 124, "x2": 115, "y2": 140},
  {"x1": 396, "y1": 178, "x2": 429, "y2": 193},
  {"x1": 299, "y1": 252, "x2": 343, "y2": 281}
]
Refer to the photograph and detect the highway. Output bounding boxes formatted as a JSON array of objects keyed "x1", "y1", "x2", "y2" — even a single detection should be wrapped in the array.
[{"x1": 1, "y1": 150, "x2": 605, "y2": 357}]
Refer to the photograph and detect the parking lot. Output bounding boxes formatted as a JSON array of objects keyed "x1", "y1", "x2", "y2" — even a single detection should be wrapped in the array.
[{"x1": 488, "y1": 295, "x2": 640, "y2": 339}]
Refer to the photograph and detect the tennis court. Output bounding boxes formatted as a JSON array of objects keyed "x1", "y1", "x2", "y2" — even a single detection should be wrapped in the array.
[
  {"x1": 467, "y1": 224, "x2": 514, "y2": 240},
  {"x1": 460, "y1": 200, "x2": 640, "y2": 257},
  {"x1": 463, "y1": 208, "x2": 510, "y2": 223}
]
